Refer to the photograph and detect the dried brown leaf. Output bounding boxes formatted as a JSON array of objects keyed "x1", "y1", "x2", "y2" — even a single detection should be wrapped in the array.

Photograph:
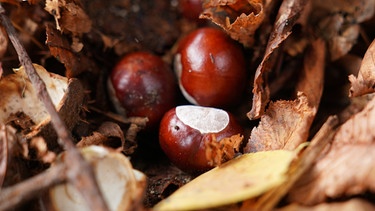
[
  {"x1": 0, "y1": 124, "x2": 9, "y2": 188},
  {"x1": 278, "y1": 199, "x2": 375, "y2": 211},
  {"x1": 45, "y1": 24, "x2": 93, "y2": 77},
  {"x1": 296, "y1": 39, "x2": 325, "y2": 107},
  {"x1": 45, "y1": 0, "x2": 91, "y2": 35},
  {"x1": 205, "y1": 134, "x2": 243, "y2": 167},
  {"x1": 200, "y1": 0, "x2": 265, "y2": 47},
  {"x1": 76, "y1": 122, "x2": 125, "y2": 149},
  {"x1": 349, "y1": 39, "x2": 375, "y2": 97},
  {"x1": 288, "y1": 144, "x2": 375, "y2": 205},
  {"x1": 288, "y1": 96, "x2": 375, "y2": 205},
  {"x1": 248, "y1": 0, "x2": 309, "y2": 119},
  {"x1": 244, "y1": 93, "x2": 316, "y2": 153},
  {"x1": 0, "y1": 27, "x2": 7, "y2": 59},
  {"x1": 311, "y1": 0, "x2": 374, "y2": 60},
  {"x1": 333, "y1": 95, "x2": 375, "y2": 145}
]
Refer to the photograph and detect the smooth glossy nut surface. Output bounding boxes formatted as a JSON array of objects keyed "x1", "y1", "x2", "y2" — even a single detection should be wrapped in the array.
[
  {"x1": 159, "y1": 105, "x2": 243, "y2": 173},
  {"x1": 175, "y1": 27, "x2": 247, "y2": 108},
  {"x1": 109, "y1": 52, "x2": 177, "y2": 129}
]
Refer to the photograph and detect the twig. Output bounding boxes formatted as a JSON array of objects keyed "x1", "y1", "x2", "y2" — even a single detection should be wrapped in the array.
[
  {"x1": 0, "y1": 4, "x2": 109, "y2": 211},
  {"x1": 0, "y1": 163, "x2": 66, "y2": 211}
]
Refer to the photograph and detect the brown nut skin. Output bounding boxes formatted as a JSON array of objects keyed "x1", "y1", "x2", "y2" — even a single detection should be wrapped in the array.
[
  {"x1": 178, "y1": 0, "x2": 204, "y2": 24},
  {"x1": 175, "y1": 27, "x2": 247, "y2": 108},
  {"x1": 108, "y1": 52, "x2": 177, "y2": 130},
  {"x1": 159, "y1": 106, "x2": 243, "y2": 173}
]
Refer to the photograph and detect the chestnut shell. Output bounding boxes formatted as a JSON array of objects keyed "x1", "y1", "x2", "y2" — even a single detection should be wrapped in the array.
[
  {"x1": 109, "y1": 52, "x2": 177, "y2": 129},
  {"x1": 159, "y1": 106, "x2": 243, "y2": 173},
  {"x1": 176, "y1": 27, "x2": 247, "y2": 108}
]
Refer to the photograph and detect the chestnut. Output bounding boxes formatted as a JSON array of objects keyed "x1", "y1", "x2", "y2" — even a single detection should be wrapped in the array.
[
  {"x1": 108, "y1": 51, "x2": 177, "y2": 130},
  {"x1": 178, "y1": 0, "x2": 205, "y2": 24},
  {"x1": 159, "y1": 105, "x2": 243, "y2": 173},
  {"x1": 174, "y1": 27, "x2": 247, "y2": 108}
]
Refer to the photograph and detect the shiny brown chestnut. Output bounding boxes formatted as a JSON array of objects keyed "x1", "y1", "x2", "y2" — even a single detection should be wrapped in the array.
[
  {"x1": 178, "y1": 0, "x2": 204, "y2": 24},
  {"x1": 108, "y1": 51, "x2": 177, "y2": 130},
  {"x1": 174, "y1": 27, "x2": 247, "y2": 108},
  {"x1": 159, "y1": 105, "x2": 243, "y2": 173}
]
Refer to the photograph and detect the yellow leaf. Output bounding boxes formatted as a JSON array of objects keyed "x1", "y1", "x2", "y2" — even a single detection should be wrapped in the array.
[{"x1": 154, "y1": 150, "x2": 296, "y2": 211}]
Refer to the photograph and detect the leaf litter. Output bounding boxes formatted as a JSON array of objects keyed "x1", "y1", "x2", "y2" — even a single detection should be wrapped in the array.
[{"x1": 0, "y1": 0, "x2": 375, "y2": 210}]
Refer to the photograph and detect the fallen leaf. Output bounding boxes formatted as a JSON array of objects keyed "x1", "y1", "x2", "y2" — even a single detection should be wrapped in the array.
[
  {"x1": 288, "y1": 144, "x2": 375, "y2": 205},
  {"x1": 76, "y1": 121, "x2": 125, "y2": 149},
  {"x1": 349, "y1": 39, "x2": 375, "y2": 97},
  {"x1": 205, "y1": 134, "x2": 243, "y2": 167},
  {"x1": 45, "y1": 0, "x2": 91, "y2": 35},
  {"x1": 244, "y1": 93, "x2": 316, "y2": 153},
  {"x1": 311, "y1": 0, "x2": 374, "y2": 60},
  {"x1": 0, "y1": 124, "x2": 9, "y2": 188},
  {"x1": 200, "y1": 0, "x2": 265, "y2": 47},
  {"x1": 288, "y1": 96, "x2": 375, "y2": 205},
  {"x1": 45, "y1": 24, "x2": 93, "y2": 77},
  {"x1": 153, "y1": 150, "x2": 296, "y2": 211},
  {"x1": 278, "y1": 198, "x2": 375, "y2": 211},
  {"x1": 0, "y1": 27, "x2": 7, "y2": 59},
  {"x1": 296, "y1": 39, "x2": 325, "y2": 107},
  {"x1": 248, "y1": 0, "x2": 309, "y2": 120}
]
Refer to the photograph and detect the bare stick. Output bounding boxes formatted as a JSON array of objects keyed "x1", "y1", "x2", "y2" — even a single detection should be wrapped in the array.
[
  {"x1": 0, "y1": 4, "x2": 109, "y2": 211},
  {"x1": 0, "y1": 163, "x2": 66, "y2": 211}
]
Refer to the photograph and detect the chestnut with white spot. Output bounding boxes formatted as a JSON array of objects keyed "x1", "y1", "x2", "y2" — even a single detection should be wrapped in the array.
[{"x1": 159, "y1": 105, "x2": 243, "y2": 173}]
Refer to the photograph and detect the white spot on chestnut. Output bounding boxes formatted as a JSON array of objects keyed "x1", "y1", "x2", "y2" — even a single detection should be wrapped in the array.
[
  {"x1": 174, "y1": 53, "x2": 198, "y2": 105},
  {"x1": 175, "y1": 105, "x2": 229, "y2": 133}
]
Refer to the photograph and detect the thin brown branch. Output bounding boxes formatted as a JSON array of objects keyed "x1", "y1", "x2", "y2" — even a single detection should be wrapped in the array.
[
  {"x1": 0, "y1": 4, "x2": 109, "y2": 211},
  {"x1": 0, "y1": 163, "x2": 66, "y2": 211}
]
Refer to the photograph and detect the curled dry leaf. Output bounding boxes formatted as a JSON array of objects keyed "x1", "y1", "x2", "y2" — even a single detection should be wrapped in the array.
[
  {"x1": 0, "y1": 64, "x2": 84, "y2": 145},
  {"x1": 48, "y1": 145, "x2": 146, "y2": 211},
  {"x1": 288, "y1": 96, "x2": 375, "y2": 205},
  {"x1": 200, "y1": 0, "x2": 265, "y2": 47},
  {"x1": 46, "y1": 24, "x2": 93, "y2": 77},
  {"x1": 311, "y1": 0, "x2": 375, "y2": 60},
  {"x1": 244, "y1": 93, "x2": 316, "y2": 153},
  {"x1": 278, "y1": 198, "x2": 375, "y2": 211},
  {"x1": 0, "y1": 124, "x2": 10, "y2": 188},
  {"x1": 76, "y1": 121, "x2": 125, "y2": 149},
  {"x1": 349, "y1": 39, "x2": 375, "y2": 97},
  {"x1": 288, "y1": 144, "x2": 375, "y2": 205},
  {"x1": 0, "y1": 26, "x2": 7, "y2": 59},
  {"x1": 204, "y1": 134, "x2": 243, "y2": 167},
  {"x1": 154, "y1": 150, "x2": 296, "y2": 211},
  {"x1": 295, "y1": 39, "x2": 325, "y2": 107},
  {"x1": 45, "y1": 0, "x2": 91, "y2": 35},
  {"x1": 248, "y1": 0, "x2": 309, "y2": 120}
]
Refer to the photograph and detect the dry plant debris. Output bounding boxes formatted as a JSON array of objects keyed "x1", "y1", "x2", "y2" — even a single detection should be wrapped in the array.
[{"x1": 0, "y1": 0, "x2": 375, "y2": 210}]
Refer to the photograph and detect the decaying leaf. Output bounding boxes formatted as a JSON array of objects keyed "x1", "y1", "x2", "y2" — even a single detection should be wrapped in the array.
[
  {"x1": 205, "y1": 134, "x2": 243, "y2": 167},
  {"x1": 0, "y1": 124, "x2": 10, "y2": 188},
  {"x1": 349, "y1": 39, "x2": 375, "y2": 97},
  {"x1": 48, "y1": 145, "x2": 146, "y2": 211},
  {"x1": 246, "y1": 116, "x2": 338, "y2": 210},
  {"x1": 0, "y1": 27, "x2": 7, "y2": 59},
  {"x1": 154, "y1": 150, "x2": 296, "y2": 211},
  {"x1": 311, "y1": 0, "x2": 375, "y2": 60},
  {"x1": 0, "y1": 64, "x2": 84, "y2": 146},
  {"x1": 45, "y1": 0, "x2": 91, "y2": 35},
  {"x1": 244, "y1": 93, "x2": 316, "y2": 153},
  {"x1": 45, "y1": 24, "x2": 93, "y2": 77},
  {"x1": 200, "y1": 0, "x2": 265, "y2": 47},
  {"x1": 248, "y1": 0, "x2": 309, "y2": 120},
  {"x1": 296, "y1": 39, "x2": 325, "y2": 107},
  {"x1": 76, "y1": 121, "x2": 125, "y2": 149},
  {"x1": 288, "y1": 96, "x2": 375, "y2": 205},
  {"x1": 278, "y1": 198, "x2": 375, "y2": 211}
]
